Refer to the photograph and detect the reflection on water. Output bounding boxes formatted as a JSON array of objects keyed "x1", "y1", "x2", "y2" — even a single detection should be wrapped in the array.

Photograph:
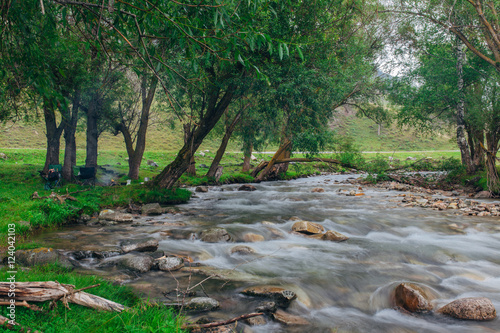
[{"x1": 32, "y1": 175, "x2": 500, "y2": 332}]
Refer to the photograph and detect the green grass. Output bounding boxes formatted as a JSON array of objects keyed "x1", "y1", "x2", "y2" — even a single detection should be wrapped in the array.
[{"x1": 0, "y1": 264, "x2": 186, "y2": 333}]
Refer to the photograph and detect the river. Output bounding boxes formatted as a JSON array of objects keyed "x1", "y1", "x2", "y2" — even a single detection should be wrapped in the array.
[{"x1": 32, "y1": 174, "x2": 500, "y2": 332}]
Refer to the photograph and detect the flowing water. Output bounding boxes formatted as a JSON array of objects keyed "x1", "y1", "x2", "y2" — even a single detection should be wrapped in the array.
[{"x1": 32, "y1": 174, "x2": 500, "y2": 332}]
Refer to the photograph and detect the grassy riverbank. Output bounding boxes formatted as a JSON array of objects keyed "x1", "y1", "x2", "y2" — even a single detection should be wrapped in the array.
[{"x1": 0, "y1": 264, "x2": 186, "y2": 333}]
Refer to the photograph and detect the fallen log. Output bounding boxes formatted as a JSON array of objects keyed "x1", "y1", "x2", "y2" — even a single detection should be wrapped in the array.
[
  {"x1": 252, "y1": 157, "x2": 355, "y2": 178},
  {"x1": 183, "y1": 312, "x2": 264, "y2": 330},
  {"x1": 0, "y1": 300, "x2": 42, "y2": 311},
  {"x1": 0, "y1": 282, "x2": 124, "y2": 312}
]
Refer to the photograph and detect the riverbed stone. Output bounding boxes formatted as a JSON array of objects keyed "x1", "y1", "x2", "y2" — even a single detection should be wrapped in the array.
[
  {"x1": 242, "y1": 286, "x2": 297, "y2": 307},
  {"x1": 184, "y1": 297, "x2": 220, "y2": 311},
  {"x1": 141, "y1": 203, "x2": 163, "y2": 215},
  {"x1": 15, "y1": 248, "x2": 73, "y2": 269},
  {"x1": 230, "y1": 245, "x2": 256, "y2": 255},
  {"x1": 200, "y1": 227, "x2": 232, "y2": 243},
  {"x1": 245, "y1": 315, "x2": 266, "y2": 326},
  {"x1": 120, "y1": 238, "x2": 159, "y2": 253},
  {"x1": 255, "y1": 301, "x2": 277, "y2": 313},
  {"x1": 394, "y1": 283, "x2": 433, "y2": 313},
  {"x1": 113, "y1": 253, "x2": 154, "y2": 273},
  {"x1": 243, "y1": 233, "x2": 265, "y2": 242},
  {"x1": 157, "y1": 256, "x2": 184, "y2": 271},
  {"x1": 322, "y1": 230, "x2": 349, "y2": 242},
  {"x1": 291, "y1": 221, "x2": 324, "y2": 235},
  {"x1": 438, "y1": 297, "x2": 496, "y2": 321},
  {"x1": 272, "y1": 309, "x2": 309, "y2": 326},
  {"x1": 311, "y1": 187, "x2": 325, "y2": 193},
  {"x1": 238, "y1": 184, "x2": 257, "y2": 191},
  {"x1": 99, "y1": 210, "x2": 133, "y2": 223},
  {"x1": 474, "y1": 191, "x2": 491, "y2": 199},
  {"x1": 196, "y1": 186, "x2": 208, "y2": 193}
]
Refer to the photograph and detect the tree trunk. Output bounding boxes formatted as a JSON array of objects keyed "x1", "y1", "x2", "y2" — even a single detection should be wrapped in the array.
[
  {"x1": 456, "y1": 40, "x2": 474, "y2": 173},
  {"x1": 43, "y1": 103, "x2": 64, "y2": 172},
  {"x1": 242, "y1": 140, "x2": 253, "y2": 172},
  {"x1": 485, "y1": 131, "x2": 500, "y2": 194},
  {"x1": 206, "y1": 111, "x2": 242, "y2": 178},
  {"x1": 152, "y1": 83, "x2": 237, "y2": 189},
  {"x1": 62, "y1": 91, "x2": 80, "y2": 181},
  {"x1": 120, "y1": 76, "x2": 157, "y2": 180},
  {"x1": 183, "y1": 123, "x2": 196, "y2": 176},
  {"x1": 85, "y1": 94, "x2": 99, "y2": 168},
  {"x1": 255, "y1": 139, "x2": 292, "y2": 181},
  {"x1": 467, "y1": 127, "x2": 485, "y2": 172}
]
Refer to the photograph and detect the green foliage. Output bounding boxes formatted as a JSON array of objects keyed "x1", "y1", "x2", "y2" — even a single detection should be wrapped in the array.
[
  {"x1": 220, "y1": 172, "x2": 255, "y2": 184},
  {"x1": 0, "y1": 265, "x2": 186, "y2": 333},
  {"x1": 29, "y1": 199, "x2": 80, "y2": 228},
  {"x1": 333, "y1": 136, "x2": 365, "y2": 168}
]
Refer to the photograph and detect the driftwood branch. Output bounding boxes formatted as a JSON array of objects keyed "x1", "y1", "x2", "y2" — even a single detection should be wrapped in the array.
[
  {"x1": 49, "y1": 284, "x2": 100, "y2": 310},
  {"x1": 0, "y1": 282, "x2": 124, "y2": 312},
  {"x1": 183, "y1": 312, "x2": 264, "y2": 330},
  {"x1": 0, "y1": 300, "x2": 42, "y2": 311}
]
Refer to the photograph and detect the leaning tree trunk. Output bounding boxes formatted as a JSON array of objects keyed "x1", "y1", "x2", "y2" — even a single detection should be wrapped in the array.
[
  {"x1": 62, "y1": 91, "x2": 80, "y2": 181},
  {"x1": 485, "y1": 131, "x2": 500, "y2": 194},
  {"x1": 242, "y1": 140, "x2": 253, "y2": 172},
  {"x1": 206, "y1": 111, "x2": 242, "y2": 178},
  {"x1": 456, "y1": 39, "x2": 474, "y2": 174},
  {"x1": 468, "y1": 127, "x2": 485, "y2": 172},
  {"x1": 43, "y1": 103, "x2": 64, "y2": 172},
  {"x1": 255, "y1": 139, "x2": 292, "y2": 181},
  {"x1": 152, "y1": 84, "x2": 237, "y2": 189}
]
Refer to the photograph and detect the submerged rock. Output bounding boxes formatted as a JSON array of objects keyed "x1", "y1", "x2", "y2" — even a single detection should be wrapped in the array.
[
  {"x1": 120, "y1": 238, "x2": 159, "y2": 253},
  {"x1": 200, "y1": 227, "x2": 232, "y2": 243},
  {"x1": 166, "y1": 297, "x2": 220, "y2": 312},
  {"x1": 291, "y1": 221, "x2": 324, "y2": 235},
  {"x1": 438, "y1": 297, "x2": 496, "y2": 321},
  {"x1": 141, "y1": 203, "x2": 163, "y2": 215},
  {"x1": 230, "y1": 245, "x2": 256, "y2": 255},
  {"x1": 311, "y1": 188, "x2": 325, "y2": 193},
  {"x1": 238, "y1": 184, "x2": 257, "y2": 191},
  {"x1": 243, "y1": 233, "x2": 265, "y2": 242},
  {"x1": 272, "y1": 309, "x2": 309, "y2": 326},
  {"x1": 321, "y1": 230, "x2": 349, "y2": 242},
  {"x1": 242, "y1": 286, "x2": 297, "y2": 307},
  {"x1": 394, "y1": 283, "x2": 433, "y2": 313},
  {"x1": 99, "y1": 210, "x2": 133, "y2": 223},
  {"x1": 196, "y1": 186, "x2": 208, "y2": 193}
]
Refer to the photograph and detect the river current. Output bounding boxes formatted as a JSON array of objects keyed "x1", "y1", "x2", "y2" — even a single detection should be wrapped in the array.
[{"x1": 33, "y1": 174, "x2": 500, "y2": 332}]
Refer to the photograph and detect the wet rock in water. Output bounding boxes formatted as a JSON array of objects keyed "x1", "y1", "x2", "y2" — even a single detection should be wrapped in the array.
[
  {"x1": 157, "y1": 256, "x2": 184, "y2": 271},
  {"x1": 120, "y1": 238, "x2": 159, "y2": 253},
  {"x1": 394, "y1": 283, "x2": 433, "y2": 313},
  {"x1": 242, "y1": 286, "x2": 297, "y2": 307},
  {"x1": 230, "y1": 245, "x2": 256, "y2": 255},
  {"x1": 141, "y1": 203, "x2": 163, "y2": 215},
  {"x1": 438, "y1": 297, "x2": 496, "y2": 321},
  {"x1": 238, "y1": 184, "x2": 257, "y2": 191},
  {"x1": 321, "y1": 230, "x2": 349, "y2": 242},
  {"x1": 191, "y1": 324, "x2": 235, "y2": 333},
  {"x1": 182, "y1": 297, "x2": 220, "y2": 312},
  {"x1": 291, "y1": 221, "x2": 324, "y2": 235},
  {"x1": 311, "y1": 187, "x2": 325, "y2": 193},
  {"x1": 272, "y1": 309, "x2": 309, "y2": 326},
  {"x1": 99, "y1": 210, "x2": 133, "y2": 223},
  {"x1": 100, "y1": 253, "x2": 154, "y2": 273},
  {"x1": 255, "y1": 301, "x2": 277, "y2": 313},
  {"x1": 200, "y1": 227, "x2": 232, "y2": 243},
  {"x1": 474, "y1": 191, "x2": 491, "y2": 199},
  {"x1": 243, "y1": 233, "x2": 265, "y2": 242},
  {"x1": 77, "y1": 214, "x2": 91, "y2": 224},
  {"x1": 196, "y1": 186, "x2": 208, "y2": 193},
  {"x1": 245, "y1": 315, "x2": 266, "y2": 326},
  {"x1": 14, "y1": 248, "x2": 73, "y2": 270}
]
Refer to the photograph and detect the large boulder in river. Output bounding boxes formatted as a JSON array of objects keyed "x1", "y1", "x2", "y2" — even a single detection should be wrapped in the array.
[
  {"x1": 141, "y1": 203, "x2": 163, "y2": 215},
  {"x1": 120, "y1": 238, "x2": 158, "y2": 253},
  {"x1": 15, "y1": 248, "x2": 73, "y2": 269},
  {"x1": 242, "y1": 286, "x2": 297, "y2": 308},
  {"x1": 322, "y1": 230, "x2": 349, "y2": 242},
  {"x1": 291, "y1": 221, "x2": 324, "y2": 235},
  {"x1": 195, "y1": 186, "x2": 208, "y2": 193},
  {"x1": 117, "y1": 253, "x2": 154, "y2": 273},
  {"x1": 200, "y1": 227, "x2": 231, "y2": 243},
  {"x1": 438, "y1": 297, "x2": 496, "y2": 321},
  {"x1": 394, "y1": 283, "x2": 433, "y2": 313}
]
